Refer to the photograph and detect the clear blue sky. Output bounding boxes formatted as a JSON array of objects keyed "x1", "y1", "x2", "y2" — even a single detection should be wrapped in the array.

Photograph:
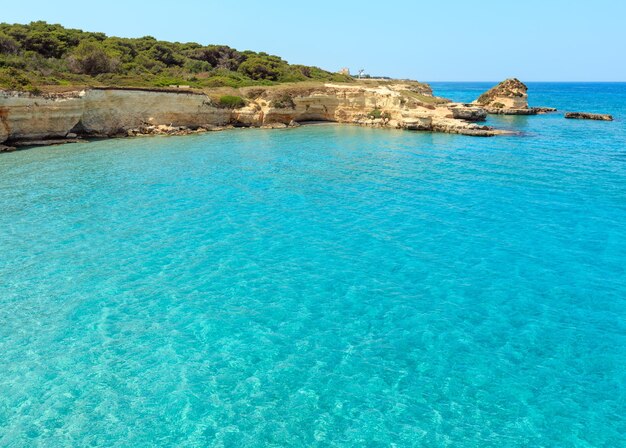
[{"x1": 3, "y1": 0, "x2": 625, "y2": 81}]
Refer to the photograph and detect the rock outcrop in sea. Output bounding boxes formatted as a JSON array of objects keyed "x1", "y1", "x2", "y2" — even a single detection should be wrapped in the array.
[
  {"x1": 564, "y1": 112, "x2": 613, "y2": 121},
  {"x1": 532, "y1": 107, "x2": 557, "y2": 114},
  {"x1": 474, "y1": 78, "x2": 535, "y2": 114},
  {"x1": 0, "y1": 82, "x2": 515, "y2": 150}
]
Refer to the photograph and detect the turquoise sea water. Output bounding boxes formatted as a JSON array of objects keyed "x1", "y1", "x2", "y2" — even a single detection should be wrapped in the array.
[{"x1": 1, "y1": 83, "x2": 625, "y2": 447}]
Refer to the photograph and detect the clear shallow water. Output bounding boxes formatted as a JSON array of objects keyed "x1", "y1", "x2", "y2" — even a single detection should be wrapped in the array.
[{"x1": 1, "y1": 84, "x2": 625, "y2": 447}]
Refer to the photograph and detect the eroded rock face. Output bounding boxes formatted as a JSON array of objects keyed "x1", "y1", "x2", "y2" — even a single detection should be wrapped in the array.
[
  {"x1": 0, "y1": 90, "x2": 84, "y2": 142},
  {"x1": 450, "y1": 106, "x2": 487, "y2": 122},
  {"x1": 474, "y1": 78, "x2": 529, "y2": 112},
  {"x1": 255, "y1": 83, "x2": 456, "y2": 133},
  {"x1": 401, "y1": 117, "x2": 432, "y2": 131},
  {"x1": 565, "y1": 112, "x2": 613, "y2": 121},
  {"x1": 0, "y1": 83, "x2": 510, "y2": 147},
  {"x1": 80, "y1": 88, "x2": 231, "y2": 135}
]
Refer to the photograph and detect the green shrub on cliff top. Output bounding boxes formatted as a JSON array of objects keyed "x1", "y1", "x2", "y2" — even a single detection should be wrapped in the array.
[
  {"x1": 218, "y1": 95, "x2": 246, "y2": 109},
  {"x1": 0, "y1": 67, "x2": 31, "y2": 89}
]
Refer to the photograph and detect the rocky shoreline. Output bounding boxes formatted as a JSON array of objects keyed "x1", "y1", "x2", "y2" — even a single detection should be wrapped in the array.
[
  {"x1": 0, "y1": 81, "x2": 519, "y2": 151},
  {"x1": 4, "y1": 78, "x2": 607, "y2": 152},
  {"x1": 0, "y1": 119, "x2": 500, "y2": 153}
]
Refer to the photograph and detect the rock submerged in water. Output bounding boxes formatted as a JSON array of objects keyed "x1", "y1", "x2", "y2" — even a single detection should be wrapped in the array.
[
  {"x1": 11, "y1": 138, "x2": 83, "y2": 147},
  {"x1": 0, "y1": 144, "x2": 16, "y2": 152},
  {"x1": 564, "y1": 112, "x2": 613, "y2": 121}
]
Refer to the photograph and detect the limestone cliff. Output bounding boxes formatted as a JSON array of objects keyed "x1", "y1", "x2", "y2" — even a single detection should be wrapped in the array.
[
  {"x1": 0, "y1": 82, "x2": 510, "y2": 149},
  {"x1": 0, "y1": 91, "x2": 83, "y2": 141}
]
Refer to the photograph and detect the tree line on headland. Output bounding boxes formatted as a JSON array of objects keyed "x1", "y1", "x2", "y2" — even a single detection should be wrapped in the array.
[{"x1": 0, "y1": 21, "x2": 352, "y2": 92}]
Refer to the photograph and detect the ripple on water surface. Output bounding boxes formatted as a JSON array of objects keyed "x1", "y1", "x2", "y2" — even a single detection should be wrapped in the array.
[{"x1": 1, "y1": 83, "x2": 626, "y2": 446}]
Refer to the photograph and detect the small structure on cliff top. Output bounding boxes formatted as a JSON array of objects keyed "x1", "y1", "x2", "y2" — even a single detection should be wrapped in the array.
[{"x1": 338, "y1": 68, "x2": 350, "y2": 76}]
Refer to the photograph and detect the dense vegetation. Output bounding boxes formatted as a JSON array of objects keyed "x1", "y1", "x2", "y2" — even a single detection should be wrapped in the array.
[{"x1": 0, "y1": 21, "x2": 353, "y2": 91}]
